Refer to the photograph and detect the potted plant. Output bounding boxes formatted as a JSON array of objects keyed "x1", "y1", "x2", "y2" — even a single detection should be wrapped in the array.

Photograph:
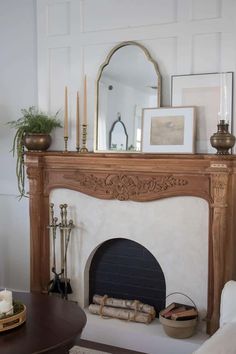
[{"x1": 8, "y1": 106, "x2": 62, "y2": 198}]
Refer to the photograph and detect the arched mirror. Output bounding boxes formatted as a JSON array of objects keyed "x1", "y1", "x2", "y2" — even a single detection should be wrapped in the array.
[
  {"x1": 95, "y1": 41, "x2": 161, "y2": 152},
  {"x1": 109, "y1": 112, "x2": 128, "y2": 150}
]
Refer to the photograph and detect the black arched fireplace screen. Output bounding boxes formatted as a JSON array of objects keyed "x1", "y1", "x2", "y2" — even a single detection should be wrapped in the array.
[{"x1": 89, "y1": 238, "x2": 166, "y2": 316}]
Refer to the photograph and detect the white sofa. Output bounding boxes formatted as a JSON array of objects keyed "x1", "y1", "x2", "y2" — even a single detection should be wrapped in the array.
[{"x1": 193, "y1": 280, "x2": 236, "y2": 354}]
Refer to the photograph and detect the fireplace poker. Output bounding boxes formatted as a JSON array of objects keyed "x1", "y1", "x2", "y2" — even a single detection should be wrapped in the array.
[{"x1": 59, "y1": 204, "x2": 73, "y2": 298}]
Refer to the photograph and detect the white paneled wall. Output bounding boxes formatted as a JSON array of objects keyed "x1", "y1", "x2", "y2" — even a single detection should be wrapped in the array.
[
  {"x1": 37, "y1": 0, "x2": 236, "y2": 152},
  {"x1": 0, "y1": 0, "x2": 37, "y2": 291},
  {"x1": 1, "y1": 0, "x2": 235, "y2": 292},
  {"x1": 38, "y1": 0, "x2": 233, "y2": 320}
]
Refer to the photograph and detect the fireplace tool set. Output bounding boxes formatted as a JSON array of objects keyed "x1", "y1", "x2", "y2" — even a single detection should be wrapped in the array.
[{"x1": 47, "y1": 203, "x2": 74, "y2": 299}]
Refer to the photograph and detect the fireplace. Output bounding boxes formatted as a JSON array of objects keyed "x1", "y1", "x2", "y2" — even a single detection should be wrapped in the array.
[
  {"x1": 25, "y1": 152, "x2": 236, "y2": 334},
  {"x1": 49, "y1": 187, "x2": 208, "y2": 321},
  {"x1": 89, "y1": 238, "x2": 166, "y2": 315}
]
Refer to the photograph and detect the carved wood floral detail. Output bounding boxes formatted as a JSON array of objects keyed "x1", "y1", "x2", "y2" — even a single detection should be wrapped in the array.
[
  {"x1": 211, "y1": 174, "x2": 228, "y2": 206},
  {"x1": 65, "y1": 172, "x2": 188, "y2": 200}
]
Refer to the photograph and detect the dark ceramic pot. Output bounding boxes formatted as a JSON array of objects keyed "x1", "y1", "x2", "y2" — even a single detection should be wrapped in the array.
[{"x1": 23, "y1": 133, "x2": 52, "y2": 151}]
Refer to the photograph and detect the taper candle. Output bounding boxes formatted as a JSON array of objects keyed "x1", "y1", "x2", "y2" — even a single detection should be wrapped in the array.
[
  {"x1": 76, "y1": 91, "x2": 80, "y2": 148},
  {"x1": 64, "y1": 86, "x2": 68, "y2": 137},
  {"x1": 84, "y1": 75, "x2": 87, "y2": 125}
]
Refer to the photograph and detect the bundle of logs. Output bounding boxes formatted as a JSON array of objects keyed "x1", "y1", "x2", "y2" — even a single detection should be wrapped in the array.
[{"x1": 88, "y1": 294, "x2": 156, "y2": 324}]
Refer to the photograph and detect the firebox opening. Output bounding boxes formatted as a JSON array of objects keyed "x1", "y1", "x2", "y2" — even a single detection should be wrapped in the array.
[{"x1": 89, "y1": 238, "x2": 166, "y2": 316}]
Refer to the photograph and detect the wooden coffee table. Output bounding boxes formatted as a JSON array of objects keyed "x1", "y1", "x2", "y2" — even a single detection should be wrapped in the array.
[{"x1": 0, "y1": 292, "x2": 86, "y2": 354}]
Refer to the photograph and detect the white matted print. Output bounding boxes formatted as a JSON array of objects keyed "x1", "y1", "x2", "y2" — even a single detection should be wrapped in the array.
[
  {"x1": 142, "y1": 107, "x2": 196, "y2": 153},
  {"x1": 171, "y1": 72, "x2": 233, "y2": 153}
]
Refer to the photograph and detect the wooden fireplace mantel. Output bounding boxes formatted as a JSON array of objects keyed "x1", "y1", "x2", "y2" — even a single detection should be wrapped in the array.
[{"x1": 25, "y1": 151, "x2": 236, "y2": 335}]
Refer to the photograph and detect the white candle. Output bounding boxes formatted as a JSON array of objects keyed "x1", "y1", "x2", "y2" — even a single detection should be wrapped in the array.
[
  {"x1": 0, "y1": 288, "x2": 12, "y2": 305},
  {"x1": 84, "y1": 75, "x2": 87, "y2": 125},
  {"x1": 76, "y1": 91, "x2": 80, "y2": 148},
  {"x1": 64, "y1": 86, "x2": 68, "y2": 137},
  {"x1": 0, "y1": 300, "x2": 12, "y2": 315}
]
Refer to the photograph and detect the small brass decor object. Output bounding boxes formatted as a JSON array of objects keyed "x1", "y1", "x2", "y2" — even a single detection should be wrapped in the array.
[
  {"x1": 80, "y1": 124, "x2": 88, "y2": 153},
  {"x1": 210, "y1": 120, "x2": 235, "y2": 155}
]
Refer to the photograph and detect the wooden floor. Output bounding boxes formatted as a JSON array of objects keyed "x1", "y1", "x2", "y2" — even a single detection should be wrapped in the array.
[{"x1": 76, "y1": 339, "x2": 147, "y2": 354}]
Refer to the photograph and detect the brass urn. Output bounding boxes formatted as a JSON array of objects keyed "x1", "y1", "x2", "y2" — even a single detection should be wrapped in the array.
[
  {"x1": 210, "y1": 120, "x2": 235, "y2": 155},
  {"x1": 24, "y1": 133, "x2": 52, "y2": 151}
]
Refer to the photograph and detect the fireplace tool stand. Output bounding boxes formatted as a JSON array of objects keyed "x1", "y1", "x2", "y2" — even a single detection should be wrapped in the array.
[{"x1": 47, "y1": 203, "x2": 74, "y2": 299}]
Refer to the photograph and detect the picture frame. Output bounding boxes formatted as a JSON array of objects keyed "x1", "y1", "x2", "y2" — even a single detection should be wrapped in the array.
[
  {"x1": 142, "y1": 107, "x2": 196, "y2": 153},
  {"x1": 171, "y1": 72, "x2": 233, "y2": 153}
]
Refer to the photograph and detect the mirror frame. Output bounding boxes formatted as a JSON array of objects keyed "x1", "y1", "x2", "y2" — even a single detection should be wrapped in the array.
[{"x1": 94, "y1": 41, "x2": 162, "y2": 152}]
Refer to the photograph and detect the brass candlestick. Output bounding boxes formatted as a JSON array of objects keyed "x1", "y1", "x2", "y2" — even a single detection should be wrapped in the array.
[
  {"x1": 80, "y1": 124, "x2": 88, "y2": 153},
  {"x1": 210, "y1": 120, "x2": 235, "y2": 155},
  {"x1": 64, "y1": 136, "x2": 68, "y2": 152}
]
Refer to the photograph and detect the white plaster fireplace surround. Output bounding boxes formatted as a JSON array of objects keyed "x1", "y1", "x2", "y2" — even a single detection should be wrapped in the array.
[{"x1": 50, "y1": 189, "x2": 209, "y2": 320}]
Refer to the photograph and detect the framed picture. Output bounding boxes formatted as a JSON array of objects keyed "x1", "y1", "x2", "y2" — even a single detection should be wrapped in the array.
[
  {"x1": 171, "y1": 72, "x2": 233, "y2": 153},
  {"x1": 142, "y1": 107, "x2": 196, "y2": 153}
]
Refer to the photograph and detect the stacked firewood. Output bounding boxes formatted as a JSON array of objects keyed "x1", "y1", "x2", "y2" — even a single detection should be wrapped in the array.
[
  {"x1": 88, "y1": 294, "x2": 156, "y2": 324},
  {"x1": 160, "y1": 302, "x2": 198, "y2": 320}
]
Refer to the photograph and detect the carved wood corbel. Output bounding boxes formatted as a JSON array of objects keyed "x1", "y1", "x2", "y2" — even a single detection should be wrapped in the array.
[
  {"x1": 209, "y1": 173, "x2": 228, "y2": 334},
  {"x1": 26, "y1": 160, "x2": 50, "y2": 292}
]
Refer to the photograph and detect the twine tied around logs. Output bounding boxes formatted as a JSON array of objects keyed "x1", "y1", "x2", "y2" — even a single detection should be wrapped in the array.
[{"x1": 99, "y1": 294, "x2": 109, "y2": 318}]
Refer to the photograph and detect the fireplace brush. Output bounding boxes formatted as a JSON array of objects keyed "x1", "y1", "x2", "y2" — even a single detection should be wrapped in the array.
[{"x1": 58, "y1": 204, "x2": 74, "y2": 299}]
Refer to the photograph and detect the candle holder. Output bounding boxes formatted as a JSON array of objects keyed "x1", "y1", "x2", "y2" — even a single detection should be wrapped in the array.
[
  {"x1": 210, "y1": 120, "x2": 235, "y2": 155},
  {"x1": 80, "y1": 124, "x2": 88, "y2": 153},
  {"x1": 64, "y1": 136, "x2": 68, "y2": 152}
]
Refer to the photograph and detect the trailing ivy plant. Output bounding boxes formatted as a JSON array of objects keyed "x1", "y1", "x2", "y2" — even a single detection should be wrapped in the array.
[{"x1": 8, "y1": 106, "x2": 62, "y2": 199}]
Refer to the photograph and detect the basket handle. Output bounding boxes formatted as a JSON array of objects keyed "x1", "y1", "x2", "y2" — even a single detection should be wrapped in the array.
[{"x1": 166, "y1": 292, "x2": 197, "y2": 310}]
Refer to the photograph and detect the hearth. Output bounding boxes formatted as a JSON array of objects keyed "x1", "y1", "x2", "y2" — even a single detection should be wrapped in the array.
[{"x1": 89, "y1": 238, "x2": 166, "y2": 316}]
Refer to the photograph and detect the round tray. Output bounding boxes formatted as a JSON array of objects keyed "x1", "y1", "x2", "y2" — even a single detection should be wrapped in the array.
[{"x1": 0, "y1": 301, "x2": 26, "y2": 332}]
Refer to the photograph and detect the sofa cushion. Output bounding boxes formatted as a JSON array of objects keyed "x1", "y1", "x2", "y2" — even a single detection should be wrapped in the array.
[
  {"x1": 193, "y1": 322, "x2": 236, "y2": 354},
  {"x1": 220, "y1": 280, "x2": 236, "y2": 327}
]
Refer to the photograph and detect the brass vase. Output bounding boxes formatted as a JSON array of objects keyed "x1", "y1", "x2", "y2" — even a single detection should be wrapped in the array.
[
  {"x1": 24, "y1": 133, "x2": 52, "y2": 151},
  {"x1": 210, "y1": 120, "x2": 235, "y2": 155}
]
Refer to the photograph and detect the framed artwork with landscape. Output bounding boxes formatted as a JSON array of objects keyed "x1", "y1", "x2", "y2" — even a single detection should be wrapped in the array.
[
  {"x1": 142, "y1": 107, "x2": 196, "y2": 153},
  {"x1": 171, "y1": 72, "x2": 233, "y2": 153}
]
